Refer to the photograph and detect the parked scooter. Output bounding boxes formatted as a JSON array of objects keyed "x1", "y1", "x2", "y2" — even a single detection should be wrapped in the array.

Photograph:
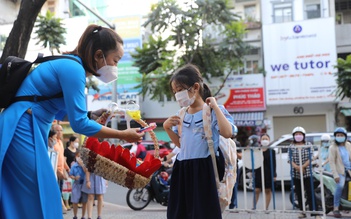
[
  {"x1": 126, "y1": 167, "x2": 171, "y2": 210},
  {"x1": 290, "y1": 169, "x2": 351, "y2": 214}
]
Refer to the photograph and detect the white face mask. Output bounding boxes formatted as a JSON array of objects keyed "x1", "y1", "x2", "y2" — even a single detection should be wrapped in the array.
[
  {"x1": 73, "y1": 142, "x2": 79, "y2": 149},
  {"x1": 261, "y1": 140, "x2": 270, "y2": 147},
  {"x1": 175, "y1": 88, "x2": 195, "y2": 107},
  {"x1": 96, "y1": 55, "x2": 118, "y2": 83}
]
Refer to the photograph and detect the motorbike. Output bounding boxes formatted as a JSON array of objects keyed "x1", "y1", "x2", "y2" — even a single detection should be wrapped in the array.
[
  {"x1": 290, "y1": 169, "x2": 351, "y2": 214},
  {"x1": 126, "y1": 166, "x2": 171, "y2": 210}
]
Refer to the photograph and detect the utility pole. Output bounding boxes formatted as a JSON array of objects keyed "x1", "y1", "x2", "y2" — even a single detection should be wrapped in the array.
[{"x1": 74, "y1": 0, "x2": 119, "y2": 142}]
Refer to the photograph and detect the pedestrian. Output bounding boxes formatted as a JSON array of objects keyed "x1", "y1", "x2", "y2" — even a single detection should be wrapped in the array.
[
  {"x1": 65, "y1": 135, "x2": 79, "y2": 168},
  {"x1": 328, "y1": 127, "x2": 351, "y2": 218},
  {"x1": 229, "y1": 125, "x2": 242, "y2": 209},
  {"x1": 314, "y1": 134, "x2": 331, "y2": 172},
  {"x1": 0, "y1": 24, "x2": 144, "y2": 219},
  {"x1": 253, "y1": 133, "x2": 276, "y2": 211},
  {"x1": 69, "y1": 150, "x2": 88, "y2": 219},
  {"x1": 163, "y1": 64, "x2": 235, "y2": 219},
  {"x1": 82, "y1": 172, "x2": 106, "y2": 219},
  {"x1": 289, "y1": 126, "x2": 320, "y2": 219}
]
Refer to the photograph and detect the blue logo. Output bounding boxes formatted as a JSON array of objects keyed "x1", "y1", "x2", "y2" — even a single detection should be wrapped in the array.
[{"x1": 293, "y1": 25, "x2": 302, "y2": 33}]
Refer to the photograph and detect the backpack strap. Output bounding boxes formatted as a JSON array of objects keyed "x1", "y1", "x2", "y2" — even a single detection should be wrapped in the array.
[
  {"x1": 12, "y1": 55, "x2": 80, "y2": 103},
  {"x1": 177, "y1": 107, "x2": 188, "y2": 141},
  {"x1": 202, "y1": 103, "x2": 221, "y2": 186}
]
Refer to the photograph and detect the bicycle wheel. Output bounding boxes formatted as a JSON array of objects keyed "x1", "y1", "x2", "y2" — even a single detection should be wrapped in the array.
[{"x1": 126, "y1": 187, "x2": 152, "y2": 210}]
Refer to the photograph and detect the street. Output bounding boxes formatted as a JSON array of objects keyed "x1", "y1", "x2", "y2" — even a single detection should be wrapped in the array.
[{"x1": 61, "y1": 182, "x2": 351, "y2": 219}]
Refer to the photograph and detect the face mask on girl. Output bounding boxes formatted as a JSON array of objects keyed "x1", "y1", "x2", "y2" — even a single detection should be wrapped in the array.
[
  {"x1": 261, "y1": 140, "x2": 270, "y2": 147},
  {"x1": 335, "y1": 136, "x2": 346, "y2": 143},
  {"x1": 73, "y1": 142, "x2": 79, "y2": 149},
  {"x1": 97, "y1": 54, "x2": 118, "y2": 83},
  {"x1": 175, "y1": 88, "x2": 195, "y2": 107},
  {"x1": 294, "y1": 134, "x2": 304, "y2": 142}
]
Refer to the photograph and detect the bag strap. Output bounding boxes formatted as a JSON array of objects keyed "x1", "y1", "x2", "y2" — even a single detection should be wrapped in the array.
[
  {"x1": 177, "y1": 107, "x2": 188, "y2": 146},
  {"x1": 202, "y1": 103, "x2": 221, "y2": 186},
  {"x1": 12, "y1": 55, "x2": 80, "y2": 103}
]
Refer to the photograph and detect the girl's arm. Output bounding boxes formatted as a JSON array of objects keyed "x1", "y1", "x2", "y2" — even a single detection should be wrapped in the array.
[
  {"x1": 206, "y1": 97, "x2": 232, "y2": 138},
  {"x1": 163, "y1": 115, "x2": 181, "y2": 147}
]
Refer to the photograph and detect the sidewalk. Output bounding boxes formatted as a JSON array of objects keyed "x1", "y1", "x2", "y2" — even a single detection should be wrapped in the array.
[{"x1": 63, "y1": 202, "x2": 351, "y2": 219}]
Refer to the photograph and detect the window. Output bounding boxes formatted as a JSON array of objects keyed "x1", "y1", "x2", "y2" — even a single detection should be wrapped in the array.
[
  {"x1": 245, "y1": 60, "x2": 259, "y2": 74},
  {"x1": 244, "y1": 5, "x2": 256, "y2": 21},
  {"x1": 273, "y1": 3, "x2": 293, "y2": 23},
  {"x1": 306, "y1": 4, "x2": 321, "y2": 19}
]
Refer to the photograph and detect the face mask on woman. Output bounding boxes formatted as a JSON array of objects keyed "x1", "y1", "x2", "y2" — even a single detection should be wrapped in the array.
[
  {"x1": 294, "y1": 134, "x2": 304, "y2": 142},
  {"x1": 175, "y1": 88, "x2": 195, "y2": 107},
  {"x1": 73, "y1": 142, "x2": 79, "y2": 149},
  {"x1": 97, "y1": 55, "x2": 118, "y2": 83},
  {"x1": 335, "y1": 136, "x2": 346, "y2": 143},
  {"x1": 261, "y1": 140, "x2": 270, "y2": 147}
]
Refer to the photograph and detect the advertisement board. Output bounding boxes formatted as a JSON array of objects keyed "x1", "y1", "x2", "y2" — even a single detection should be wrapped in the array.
[
  {"x1": 213, "y1": 74, "x2": 266, "y2": 112},
  {"x1": 262, "y1": 18, "x2": 337, "y2": 105}
]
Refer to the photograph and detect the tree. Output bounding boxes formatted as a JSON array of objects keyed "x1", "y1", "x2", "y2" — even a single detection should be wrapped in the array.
[
  {"x1": 0, "y1": 0, "x2": 47, "y2": 62},
  {"x1": 34, "y1": 10, "x2": 67, "y2": 55},
  {"x1": 132, "y1": 0, "x2": 249, "y2": 100},
  {"x1": 335, "y1": 55, "x2": 351, "y2": 100}
]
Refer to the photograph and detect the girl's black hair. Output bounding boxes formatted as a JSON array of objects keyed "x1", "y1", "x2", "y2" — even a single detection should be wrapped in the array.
[{"x1": 169, "y1": 64, "x2": 211, "y2": 100}]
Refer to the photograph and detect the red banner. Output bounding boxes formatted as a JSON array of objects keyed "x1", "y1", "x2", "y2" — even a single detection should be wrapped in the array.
[{"x1": 224, "y1": 88, "x2": 265, "y2": 112}]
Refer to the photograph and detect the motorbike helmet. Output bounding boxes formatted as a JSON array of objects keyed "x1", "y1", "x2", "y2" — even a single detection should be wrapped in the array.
[
  {"x1": 320, "y1": 134, "x2": 331, "y2": 147},
  {"x1": 248, "y1": 135, "x2": 260, "y2": 147},
  {"x1": 333, "y1": 127, "x2": 347, "y2": 137},
  {"x1": 292, "y1": 126, "x2": 306, "y2": 135}
]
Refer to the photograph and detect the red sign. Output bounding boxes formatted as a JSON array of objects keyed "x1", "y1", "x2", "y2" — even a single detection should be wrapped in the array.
[{"x1": 224, "y1": 88, "x2": 265, "y2": 112}]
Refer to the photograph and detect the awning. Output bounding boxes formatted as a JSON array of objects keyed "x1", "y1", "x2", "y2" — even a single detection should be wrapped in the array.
[
  {"x1": 341, "y1": 109, "x2": 351, "y2": 117},
  {"x1": 232, "y1": 112, "x2": 264, "y2": 127}
]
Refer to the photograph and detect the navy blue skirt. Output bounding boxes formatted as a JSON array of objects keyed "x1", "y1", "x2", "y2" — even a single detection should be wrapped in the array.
[{"x1": 167, "y1": 156, "x2": 222, "y2": 219}]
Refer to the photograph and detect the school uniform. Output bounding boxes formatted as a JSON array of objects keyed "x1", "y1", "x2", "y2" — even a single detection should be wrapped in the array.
[
  {"x1": 69, "y1": 162, "x2": 87, "y2": 203},
  {"x1": 81, "y1": 173, "x2": 106, "y2": 195},
  {"x1": 167, "y1": 106, "x2": 234, "y2": 219}
]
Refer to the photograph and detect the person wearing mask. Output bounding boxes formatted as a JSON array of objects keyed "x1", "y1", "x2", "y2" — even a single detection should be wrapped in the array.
[
  {"x1": 314, "y1": 134, "x2": 331, "y2": 172},
  {"x1": 163, "y1": 64, "x2": 234, "y2": 219},
  {"x1": 289, "y1": 126, "x2": 320, "y2": 219},
  {"x1": 253, "y1": 133, "x2": 276, "y2": 211},
  {"x1": 329, "y1": 127, "x2": 351, "y2": 218},
  {"x1": 0, "y1": 24, "x2": 144, "y2": 218},
  {"x1": 65, "y1": 135, "x2": 80, "y2": 168}
]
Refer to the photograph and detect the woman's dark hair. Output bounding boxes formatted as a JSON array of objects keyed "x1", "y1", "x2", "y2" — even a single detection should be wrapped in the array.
[
  {"x1": 65, "y1": 24, "x2": 124, "y2": 76},
  {"x1": 49, "y1": 130, "x2": 56, "y2": 138},
  {"x1": 169, "y1": 64, "x2": 212, "y2": 100},
  {"x1": 66, "y1": 136, "x2": 78, "y2": 147}
]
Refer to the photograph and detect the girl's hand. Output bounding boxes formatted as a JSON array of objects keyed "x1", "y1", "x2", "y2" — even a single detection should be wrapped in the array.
[
  {"x1": 205, "y1": 97, "x2": 218, "y2": 109},
  {"x1": 86, "y1": 181, "x2": 91, "y2": 189},
  {"x1": 120, "y1": 128, "x2": 144, "y2": 143},
  {"x1": 163, "y1": 116, "x2": 181, "y2": 130}
]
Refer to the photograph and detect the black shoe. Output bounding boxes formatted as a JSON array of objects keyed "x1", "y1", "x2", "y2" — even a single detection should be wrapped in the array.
[{"x1": 229, "y1": 204, "x2": 235, "y2": 209}]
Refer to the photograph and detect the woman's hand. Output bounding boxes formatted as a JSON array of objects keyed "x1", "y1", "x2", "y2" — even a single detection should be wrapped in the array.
[
  {"x1": 163, "y1": 116, "x2": 181, "y2": 130},
  {"x1": 86, "y1": 181, "x2": 91, "y2": 189},
  {"x1": 119, "y1": 128, "x2": 144, "y2": 143},
  {"x1": 90, "y1": 108, "x2": 108, "y2": 120}
]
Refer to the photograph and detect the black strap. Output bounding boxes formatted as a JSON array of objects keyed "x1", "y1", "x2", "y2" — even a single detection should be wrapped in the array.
[
  {"x1": 13, "y1": 55, "x2": 80, "y2": 103},
  {"x1": 13, "y1": 92, "x2": 63, "y2": 102}
]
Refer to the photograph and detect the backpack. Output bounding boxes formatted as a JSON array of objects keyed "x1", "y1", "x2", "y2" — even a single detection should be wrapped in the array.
[
  {"x1": 0, "y1": 54, "x2": 79, "y2": 109},
  {"x1": 178, "y1": 104, "x2": 237, "y2": 213}
]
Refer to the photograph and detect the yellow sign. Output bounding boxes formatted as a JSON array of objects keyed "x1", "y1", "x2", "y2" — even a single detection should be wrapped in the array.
[{"x1": 113, "y1": 16, "x2": 141, "y2": 38}]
